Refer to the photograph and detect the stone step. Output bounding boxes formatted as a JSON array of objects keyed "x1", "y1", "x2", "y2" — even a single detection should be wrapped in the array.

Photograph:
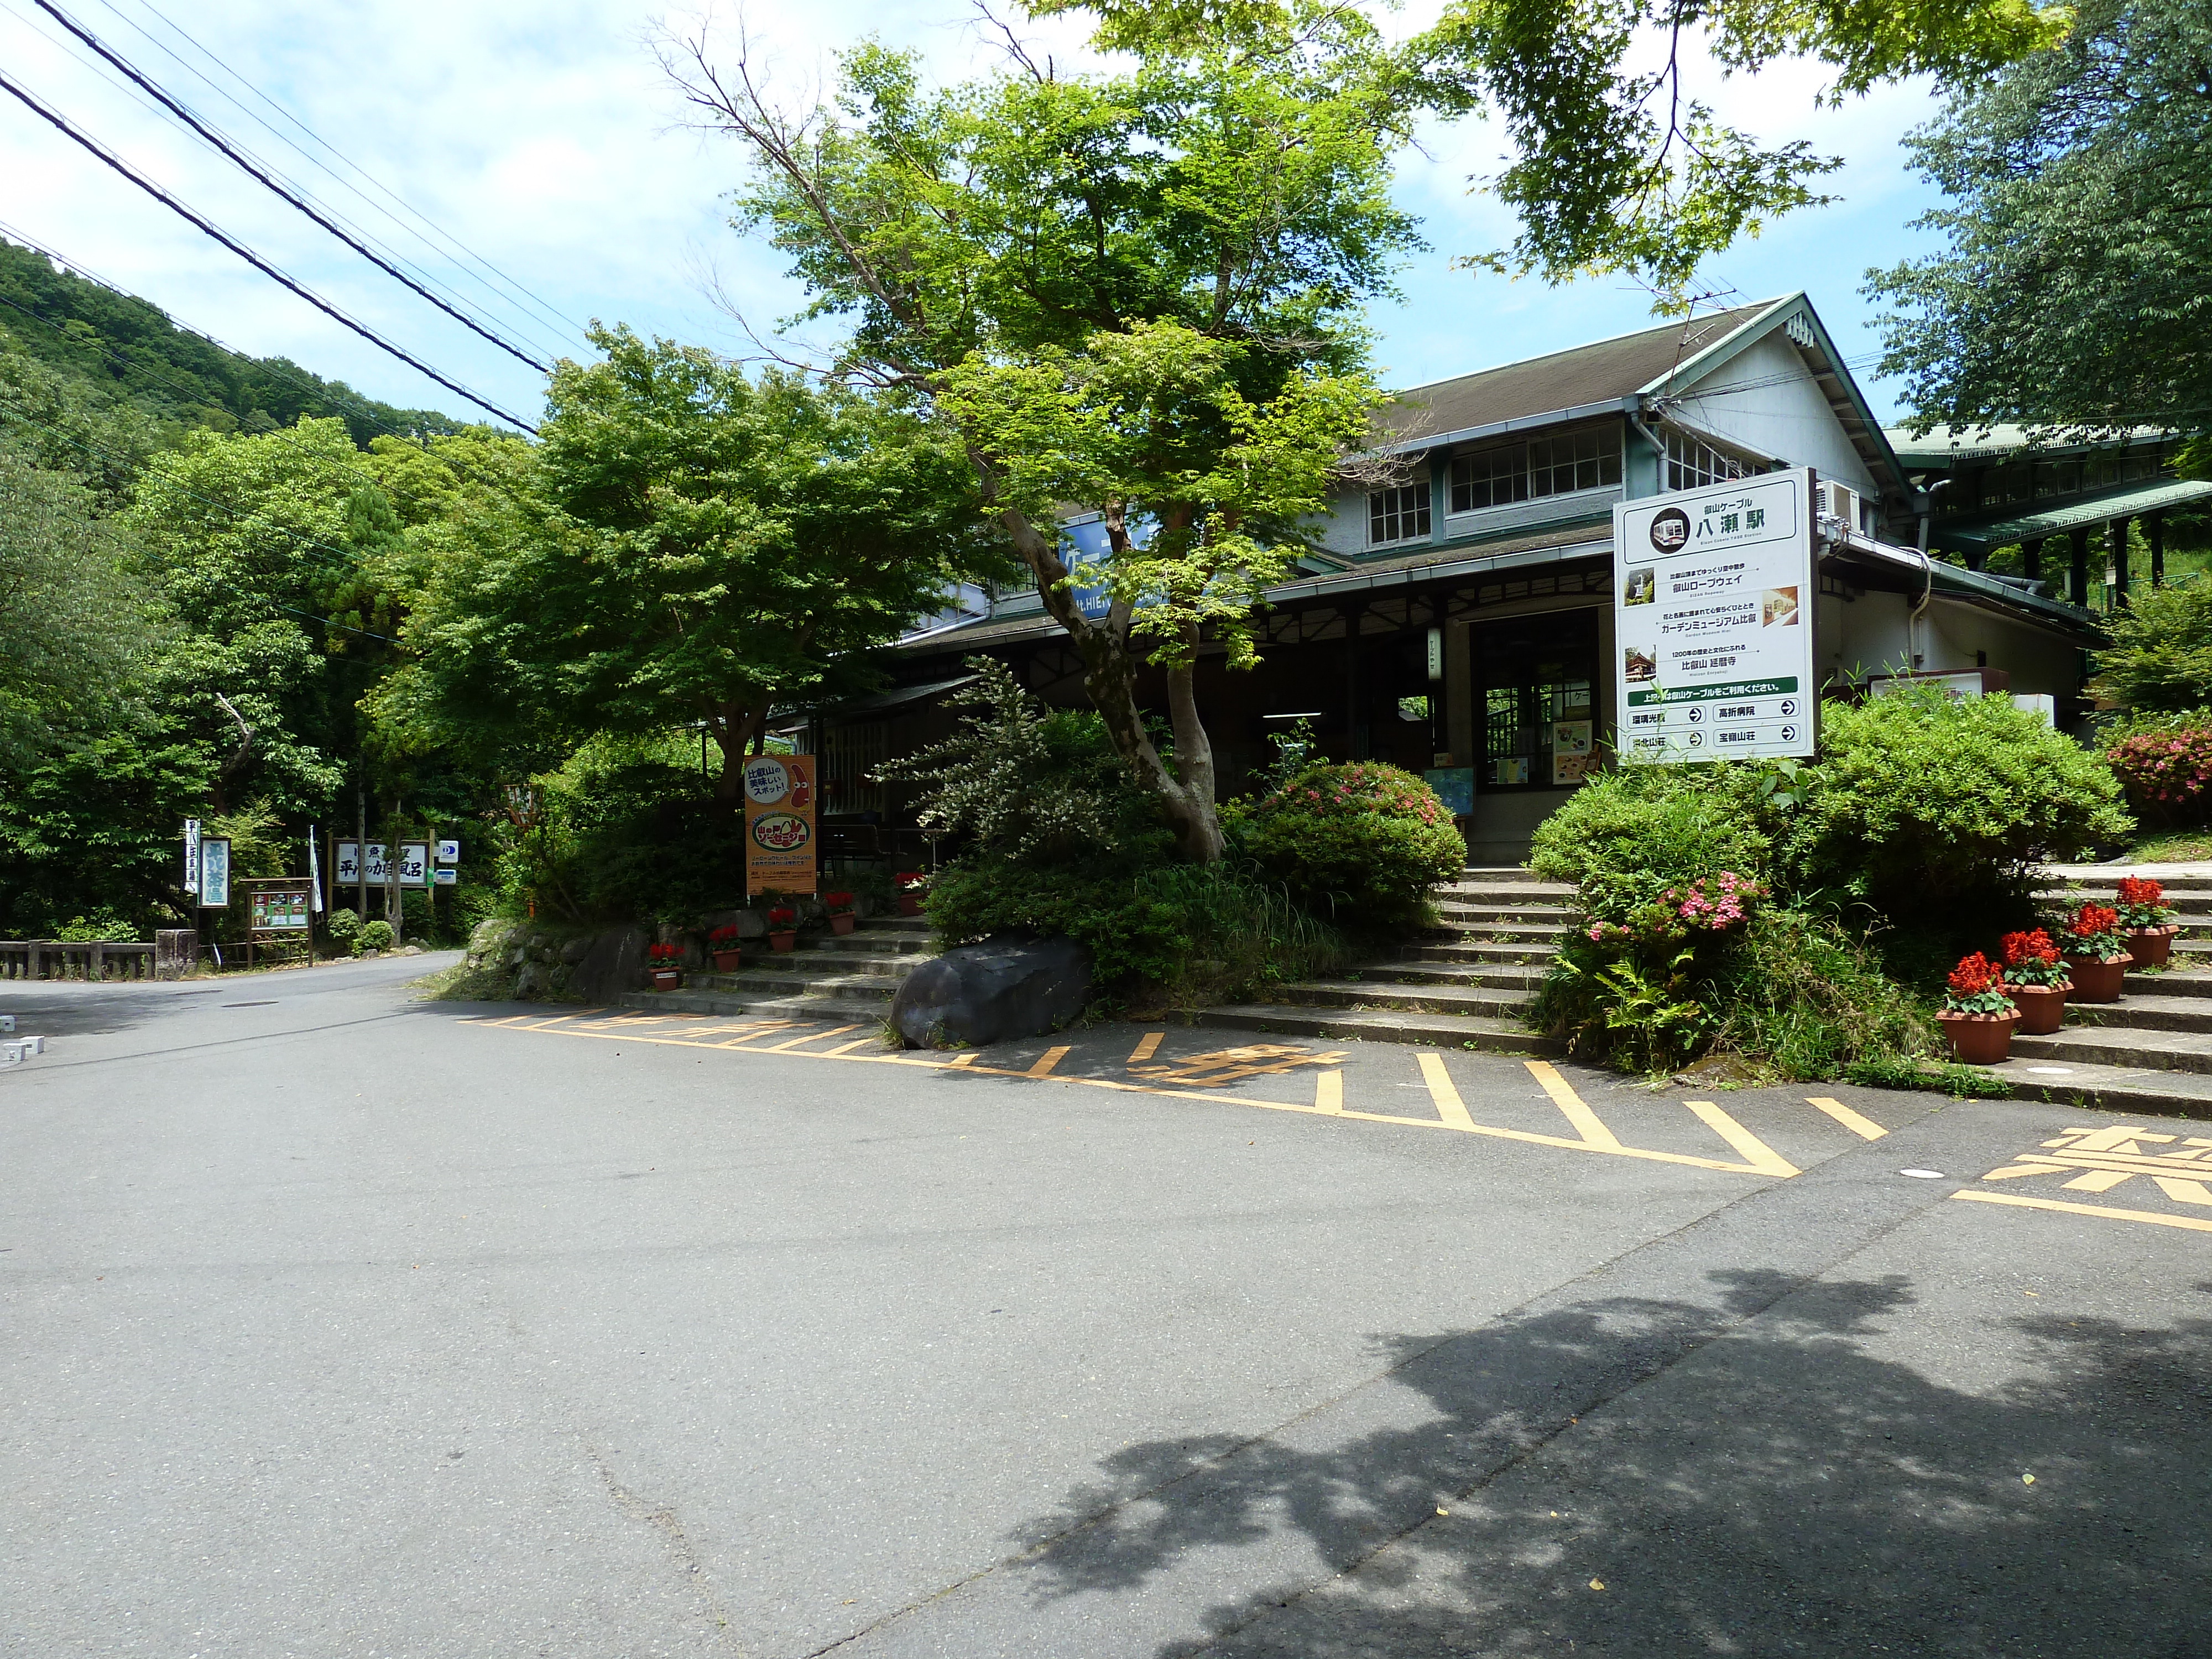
[
  {"x1": 1439, "y1": 880, "x2": 1577, "y2": 900},
  {"x1": 1979, "y1": 1054, "x2": 2212, "y2": 1121},
  {"x1": 694, "y1": 968, "x2": 904, "y2": 1003},
  {"x1": 1273, "y1": 980, "x2": 1536, "y2": 1019},
  {"x1": 2038, "y1": 874, "x2": 2212, "y2": 892},
  {"x1": 811, "y1": 930, "x2": 937, "y2": 955},
  {"x1": 712, "y1": 948, "x2": 928, "y2": 977},
  {"x1": 1191, "y1": 1003, "x2": 1563, "y2": 1055},
  {"x1": 1416, "y1": 939, "x2": 1564, "y2": 964},
  {"x1": 1436, "y1": 904, "x2": 1580, "y2": 923},
  {"x1": 2062, "y1": 994, "x2": 2212, "y2": 1035},
  {"x1": 1434, "y1": 920, "x2": 1572, "y2": 942},
  {"x1": 2124, "y1": 970, "x2": 2212, "y2": 998},
  {"x1": 1390, "y1": 958, "x2": 1552, "y2": 990},
  {"x1": 2008, "y1": 1026, "x2": 2212, "y2": 1076}
]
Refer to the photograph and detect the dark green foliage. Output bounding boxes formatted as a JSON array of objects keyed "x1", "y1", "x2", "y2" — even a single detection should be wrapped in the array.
[
  {"x1": 1527, "y1": 766, "x2": 1770, "y2": 924},
  {"x1": 1782, "y1": 689, "x2": 2131, "y2": 916},
  {"x1": 326, "y1": 908, "x2": 363, "y2": 952},
  {"x1": 358, "y1": 920, "x2": 395, "y2": 953},
  {"x1": 1232, "y1": 761, "x2": 1465, "y2": 929},
  {"x1": 1842, "y1": 1054, "x2": 2013, "y2": 1099},
  {"x1": 0, "y1": 236, "x2": 460, "y2": 444},
  {"x1": 2093, "y1": 582, "x2": 2212, "y2": 716}
]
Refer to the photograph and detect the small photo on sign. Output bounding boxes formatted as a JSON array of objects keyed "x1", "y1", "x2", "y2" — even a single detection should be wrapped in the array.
[
  {"x1": 1621, "y1": 566, "x2": 1656, "y2": 606},
  {"x1": 1623, "y1": 645, "x2": 1657, "y2": 683},
  {"x1": 1554, "y1": 751, "x2": 1595, "y2": 785},
  {"x1": 1761, "y1": 586, "x2": 1801, "y2": 627},
  {"x1": 1492, "y1": 756, "x2": 1530, "y2": 785}
]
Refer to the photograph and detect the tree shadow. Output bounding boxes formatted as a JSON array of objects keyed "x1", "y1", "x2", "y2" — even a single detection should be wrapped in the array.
[{"x1": 1008, "y1": 1269, "x2": 2212, "y2": 1656}]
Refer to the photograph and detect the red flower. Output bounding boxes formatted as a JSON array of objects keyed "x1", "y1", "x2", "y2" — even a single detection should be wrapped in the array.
[
  {"x1": 2000, "y1": 929, "x2": 2059, "y2": 967},
  {"x1": 768, "y1": 907, "x2": 796, "y2": 926},
  {"x1": 2071, "y1": 902, "x2": 2120, "y2": 937},
  {"x1": 2116, "y1": 875, "x2": 2164, "y2": 906},
  {"x1": 1947, "y1": 952, "x2": 2002, "y2": 998}
]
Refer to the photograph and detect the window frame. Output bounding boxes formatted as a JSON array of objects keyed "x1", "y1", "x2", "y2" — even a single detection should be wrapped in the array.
[{"x1": 1367, "y1": 478, "x2": 1432, "y2": 547}]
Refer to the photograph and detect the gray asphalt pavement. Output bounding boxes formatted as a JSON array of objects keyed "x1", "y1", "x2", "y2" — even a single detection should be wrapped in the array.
[{"x1": 4, "y1": 961, "x2": 2208, "y2": 1657}]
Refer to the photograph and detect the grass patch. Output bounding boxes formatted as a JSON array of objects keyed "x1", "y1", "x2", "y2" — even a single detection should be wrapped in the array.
[
  {"x1": 1840, "y1": 1054, "x2": 2013, "y2": 1098},
  {"x1": 2122, "y1": 832, "x2": 2212, "y2": 863}
]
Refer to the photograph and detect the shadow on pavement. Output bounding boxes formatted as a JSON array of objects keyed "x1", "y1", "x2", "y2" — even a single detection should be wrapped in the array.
[{"x1": 1010, "y1": 1269, "x2": 2211, "y2": 1656}]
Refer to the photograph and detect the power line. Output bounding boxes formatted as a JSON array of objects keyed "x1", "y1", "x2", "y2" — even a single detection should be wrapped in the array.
[
  {"x1": 28, "y1": 0, "x2": 553, "y2": 374},
  {"x1": 93, "y1": 0, "x2": 591, "y2": 351},
  {"x1": 0, "y1": 69, "x2": 540, "y2": 432}
]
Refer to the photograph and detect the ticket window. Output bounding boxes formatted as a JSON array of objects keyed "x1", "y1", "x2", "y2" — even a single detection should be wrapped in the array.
[{"x1": 1475, "y1": 615, "x2": 1600, "y2": 789}]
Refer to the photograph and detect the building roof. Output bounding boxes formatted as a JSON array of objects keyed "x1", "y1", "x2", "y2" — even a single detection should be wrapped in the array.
[
  {"x1": 1376, "y1": 299, "x2": 1783, "y2": 446},
  {"x1": 1932, "y1": 477, "x2": 2212, "y2": 558},
  {"x1": 1885, "y1": 424, "x2": 2176, "y2": 467}
]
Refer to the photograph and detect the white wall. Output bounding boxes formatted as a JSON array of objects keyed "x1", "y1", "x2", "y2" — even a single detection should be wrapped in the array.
[{"x1": 1667, "y1": 335, "x2": 1881, "y2": 497}]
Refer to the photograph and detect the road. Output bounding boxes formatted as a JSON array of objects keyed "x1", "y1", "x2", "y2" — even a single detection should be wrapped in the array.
[{"x1": 5, "y1": 959, "x2": 2209, "y2": 1657}]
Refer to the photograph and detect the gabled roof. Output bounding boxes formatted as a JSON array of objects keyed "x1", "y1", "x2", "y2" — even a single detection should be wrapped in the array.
[{"x1": 1375, "y1": 300, "x2": 1780, "y2": 447}]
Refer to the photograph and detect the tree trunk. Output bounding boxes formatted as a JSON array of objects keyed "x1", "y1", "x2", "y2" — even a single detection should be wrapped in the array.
[
  {"x1": 708, "y1": 696, "x2": 775, "y2": 801},
  {"x1": 993, "y1": 498, "x2": 1224, "y2": 863}
]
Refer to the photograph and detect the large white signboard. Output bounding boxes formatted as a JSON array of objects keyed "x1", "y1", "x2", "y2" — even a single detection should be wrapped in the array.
[{"x1": 1613, "y1": 467, "x2": 1817, "y2": 761}]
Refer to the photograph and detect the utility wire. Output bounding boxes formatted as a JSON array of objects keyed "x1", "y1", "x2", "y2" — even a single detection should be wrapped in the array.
[
  {"x1": 0, "y1": 70, "x2": 540, "y2": 432},
  {"x1": 93, "y1": 0, "x2": 590, "y2": 349},
  {"x1": 28, "y1": 0, "x2": 554, "y2": 374}
]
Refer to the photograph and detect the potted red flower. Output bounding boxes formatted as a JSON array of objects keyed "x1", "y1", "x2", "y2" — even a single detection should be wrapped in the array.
[
  {"x1": 646, "y1": 942, "x2": 684, "y2": 990},
  {"x1": 1937, "y1": 952, "x2": 2019, "y2": 1064},
  {"x1": 825, "y1": 891, "x2": 857, "y2": 935},
  {"x1": 708, "y1": 925, "x2": 745, "y2": 972},
  {"x1": 2115, "y1": 875, "x2": 2180, "y2": 969},
  {"x1": 895, "y1": 872, "x2": 927, "y2": 917},
  {"x1": 1999, "y1": 928, "x2": 2070, "y2": 1034},
  {"x1": 766, "y1": 906, "x2": 799, "y2": 953},
  {"x1": 2057, "y1": 902, "x2": 2132, "y2": 1001}
]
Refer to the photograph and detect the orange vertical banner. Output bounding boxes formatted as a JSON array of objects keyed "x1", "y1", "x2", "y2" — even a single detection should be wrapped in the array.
[{"x1": 742, "y1": 754, "x2": 818, "y2": 896}]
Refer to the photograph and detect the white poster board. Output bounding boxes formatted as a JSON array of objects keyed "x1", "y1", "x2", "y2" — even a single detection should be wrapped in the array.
[
  {"x1": 336, "y1": 842, "x2": 389, "y2": 885},
  {"x1": 199, "y1": 837, "x2": 231, "y2": 907},
  {"x1": 397, "y1": 843, "x2": 429, "y2": 888},
  {"x1": 1613, "y1": 467, "x2": 1817, "y2": 761}
]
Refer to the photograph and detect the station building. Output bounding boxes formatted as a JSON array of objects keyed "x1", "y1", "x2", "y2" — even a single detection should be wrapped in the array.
[{"x1": 820, "y1": 294, "x2": 2145, "y2": 865}]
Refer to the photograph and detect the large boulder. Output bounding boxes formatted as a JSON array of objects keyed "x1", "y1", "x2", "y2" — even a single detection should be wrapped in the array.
[
  {"x1": 570, "y1": 925, "x2": 648, "y2": 1002},
  {"x1": 891, "y1": 936, "x2": 1091, "y2": 1049}
]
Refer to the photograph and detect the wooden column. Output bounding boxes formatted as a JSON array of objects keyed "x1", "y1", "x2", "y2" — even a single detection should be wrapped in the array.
[
  {"x1": 2068, "y1": 528, "x2": 2090, "y2": 606},
  {"x1": 2149, "y1": 512, "x2": 2166, "y2": 588},
  {"x1": 2111, "y1": 517, "x2": 2132, "y2": 608},
  {"x1": 2021, "y1": 538, "x2": 2044, "y2": 584}
]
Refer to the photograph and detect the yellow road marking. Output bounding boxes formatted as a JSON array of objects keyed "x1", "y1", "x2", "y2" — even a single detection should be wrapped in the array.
[
  {"x1": 764, "y1": 1025, "x2": 860, "y2": 1052},
  {"x1": 1129, "y1": 1031, "x2": 1164, "y2": 1064},
  {"x1": 2061, "y1": 1168, "x2": 2135, "y2": 1193},
  {"x1": 824, "y1": 1038, "x2": 877, "y2": 1056},
  {"x1": 1954, "y1": 1190, "x2": 2212, "y2": 1234},
  {"x1": 1683, "y1": 1101, "x2": 1800, "y2": 1177},
  {"x1": 1026, "y1": 1046, "x2": 1071, "y2": 1079},
  {"x1": 1806, "y1": 1095, "x2": 1886, "y2": 1140},
  {"x1": 2153, "y1": 1176, "x2": 2212, "y2": 1205},
  {"x1": 942, "y1": 1052, "x2": 976, "y2": 1067},
  {"x1": 1524, "y1": 1061, "x2": 1622, "y2": 1149},
  {"x1": 1314, "y1": 1070, "x2": 1344, "y2": 1114},
  {"x1": 1417, "y1": 1053, "x2": 1476, "y2": 1130}
]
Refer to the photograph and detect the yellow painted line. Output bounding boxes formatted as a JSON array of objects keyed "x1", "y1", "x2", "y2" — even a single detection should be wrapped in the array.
[
  {"x1": 2155, "y1": 1176, "x2": 2212, "y2": 1205},
  {"x1": 941, "y1": 1052, "x2": 976, "y2": 1067},
  {"x1": 1684, "y1": 1101, "x2": 1800, "y2": 1177},
  {"x1": 1954, "y1": 1189, "x2": 2212, "y2": 1234},
  {"x1": 1129, "y1": 1031, "x2": 1164, "y2": 1064},
  {"x1": 1314, "y1": 1070, "x2": 1344, "y2": 1114},
  {"x1": 1417, "y1": 1053, "x2": 1476, "y2": 1130},
  {"x1": 1026, "y1": 1046, "x2": 1071, "y2": 1079},
  {"x1": 824, "y1": 1037, "x2": 878, "y2": 1056},
  {"x1": 1806, "y1": 1095, "x2": 1886, "y2": 1140},
  {"x1": 1524, "y1": 1061, "x2": 1622, "y2": 1150},
  {"x1": 763, "y1": 1025, "x2": 860, "y2": 1052},
  {"x1": 2061, "y1": 1168, "x2": 2135, "y2": 1193}
]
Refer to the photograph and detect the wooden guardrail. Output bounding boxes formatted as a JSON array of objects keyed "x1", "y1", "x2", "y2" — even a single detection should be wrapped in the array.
[{"x1": 0, "y1": 941, "x2": 159, "y2": 981}]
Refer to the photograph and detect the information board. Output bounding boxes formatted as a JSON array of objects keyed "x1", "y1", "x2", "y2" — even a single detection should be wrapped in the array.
[
  {"x1": 742, "y1": 754, "x2": 818, "y2": 895},
  {"x1": 335, "y1": 842, "x2": 389, "y2": 885},
  {"x1": 1613, "y1": 468, "x2": 1817, "y2": 762},
  {"x1": 249, "y1": 884, "x2": 312, "y2": 931},
  {"x1": 199, "y1": 837, "x2": 231, "y2": 907}
]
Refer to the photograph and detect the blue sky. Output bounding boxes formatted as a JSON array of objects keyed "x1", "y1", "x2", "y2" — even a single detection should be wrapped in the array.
[{"x1": 0, "y1": 1, "x2": 1951, "y2": 430}]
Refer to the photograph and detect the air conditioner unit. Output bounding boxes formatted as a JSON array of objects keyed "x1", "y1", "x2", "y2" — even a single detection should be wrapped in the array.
[{"x1": 1816, "y1": 480, "x2": 1863, "y2": 539}]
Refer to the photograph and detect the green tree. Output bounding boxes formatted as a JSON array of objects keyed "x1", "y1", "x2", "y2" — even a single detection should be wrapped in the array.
[
  {"x1": 2093, "y1": 580, "x2": 2212, "y2": 714},
  {"x1": 1868, "y1": 0, "x2": 2211, "y2": 435},
  {"x1": 392, "y1": 327, "x2": 989, "y2": 799},
  {"x1": 663, "y1": 0, "x2": 2058, "y2": 860}
]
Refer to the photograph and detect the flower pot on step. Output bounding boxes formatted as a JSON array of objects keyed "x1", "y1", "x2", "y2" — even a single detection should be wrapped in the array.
[
  {"x1": 830, "y1": 914, "x2": 857, "y2": 935},
  {"x1": 648, "y1": 968, "x2": 683, "y2": 991},
  {"x1": 711, "y1": 949, "x2": 745, "y2": 972},
  {"x1": 2008, "y1": 982, "x2": 2070, "y2": 1035},
  {"x1": 2062, "y1": 953, "x2": 2131, "y2": 1002},
  {"x1": 768, "y1": 930, "x2": 798, "y2": 953},
  {"x1": 2126, "y1": 925, "x2": 2179, "y2": 969},
  {"x1": 896, "y1": 894, "x2": 922, "y2": 917},
  {"x1": 1937, "y1": 1010, "x2": 2020, "y2": 1065}
]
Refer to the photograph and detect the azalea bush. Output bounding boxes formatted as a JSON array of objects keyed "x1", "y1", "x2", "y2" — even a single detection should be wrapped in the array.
[
  {"x1": 2103, "y1": 718, "x2": 2212, "y2": 826},
  {"x1": 1529, "y1": 766, "x2": 1771, "y2": 924},
  {"x1": 1230, "y1": 761, "x2": 1465, "y2": 929}
]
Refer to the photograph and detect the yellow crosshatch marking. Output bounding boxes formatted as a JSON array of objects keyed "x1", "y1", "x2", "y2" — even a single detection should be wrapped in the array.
[
  {"x1": 462, "y1": 1014, "x2": 1882, "y2": 1180},
  {"x1": 1129, "y1": 1044, "x2": 1351, "y2": 1087},
  {"x1": 1954, "y1": 1123, "x2": 2212, "y2": 1233}
]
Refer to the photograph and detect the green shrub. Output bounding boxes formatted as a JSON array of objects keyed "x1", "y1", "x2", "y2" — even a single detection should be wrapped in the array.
[
  {"x1": 326, "y1": 907, "x2": 362, "y2": 951},
  {"x1": 2099, "y1": 709, "x2": 2212, "y2": 826},
  {"x1": 2091, "y1": 577, "x2": 2212, "y2": 713},
  {"x1": 1528, "y1": 766, "x2": 1770, "y2": 924},
  {"x1": 1232, "y1": 761, "x2": 1464, "y2": 929},
  {"x1": 1784, "y1": 688, "x2": 2131, "y2": 917},
  {"x1": 357, "y1": 919, "x2": 395, "y2": 953}
]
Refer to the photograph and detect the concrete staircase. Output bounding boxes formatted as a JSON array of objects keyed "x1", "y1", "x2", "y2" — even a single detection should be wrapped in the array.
[
  {"x1": 1193, "y1": 868, "x2": 1569, "y2": 1053},
  {"x1": 618, "y1": 914, "x2": 935, "y2": 1022}
]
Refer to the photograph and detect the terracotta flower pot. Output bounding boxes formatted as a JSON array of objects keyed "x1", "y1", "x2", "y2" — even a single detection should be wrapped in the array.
[
  {"x1": 896, "y1": 893, "x2": 922, "y2": 917},
  {"x1": 2126, "y1": 925, "x2": 2179, "y2": 969},
  {"x1": 2062, "y1": 953, "x2": 2131, "y2": 1002},
  {"x1": 2007, "y1": 981, "x2": 2070, "y2": 1035},
  {"x1": 768, "y1": 930, "x2": 798, "y2": 953},
  {"x1": 830, "y1": 913, "x2": 857, "y2": 935},
  {"x1": 711, "y1": 949, "x2": 745, "y2": 972},
  {"x1": 649, "y1": 967, "x2": 683, "y2": 990},
  {"x1": 1938, "y1": 1010, "x2": 2019, "y2": 1065}
]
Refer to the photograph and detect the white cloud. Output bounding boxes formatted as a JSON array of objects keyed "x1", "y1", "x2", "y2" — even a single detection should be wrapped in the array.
[{"x1": 0, "y1": 0, "x2": 1955, "y2": 426}]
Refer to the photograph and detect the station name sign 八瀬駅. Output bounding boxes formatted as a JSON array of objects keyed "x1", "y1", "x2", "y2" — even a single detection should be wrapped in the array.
[{"x1": 1612, "y1": 467, "x2": 1815, "y2": 761}]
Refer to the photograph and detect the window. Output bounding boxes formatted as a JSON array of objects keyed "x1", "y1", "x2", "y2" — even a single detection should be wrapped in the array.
[
  {"x1": 1662, "y1": 427, "x2": 1765, "y2": 492},
  {"x1": 1369, "y1": 481, "x2": 1431, "y2": 546},
  {"x1": 1451, "y1": 425, "x2": 1621, "y2": 513}
]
